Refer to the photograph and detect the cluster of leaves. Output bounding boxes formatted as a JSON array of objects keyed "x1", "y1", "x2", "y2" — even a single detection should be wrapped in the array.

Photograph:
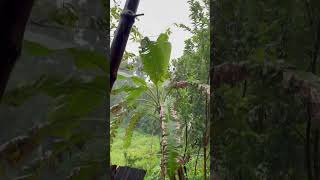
[
  {"x1": 111, "y1": 32, "x2": 172, "y2": 149},
  {"x1": 171, "y1": 0, "x2": 210, "y2": 179},
  {"x1": 50, "y1": 2, "x2": 79, "y2": 27}
]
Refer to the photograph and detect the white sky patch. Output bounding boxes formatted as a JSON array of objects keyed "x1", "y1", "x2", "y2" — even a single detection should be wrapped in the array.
[{"x1": 111, "y1": 0, "x2": 192, "y2": 60}]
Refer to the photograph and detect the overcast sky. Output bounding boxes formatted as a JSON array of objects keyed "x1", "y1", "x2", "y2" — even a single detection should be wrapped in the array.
[{"x1": 111, "y1": 0, "x2": 192, "y2": 59}]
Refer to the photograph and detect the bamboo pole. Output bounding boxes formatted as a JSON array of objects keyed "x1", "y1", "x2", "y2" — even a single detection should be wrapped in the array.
[{"x1": 110, "y1": 0, "x2": 141, "y2": 90}]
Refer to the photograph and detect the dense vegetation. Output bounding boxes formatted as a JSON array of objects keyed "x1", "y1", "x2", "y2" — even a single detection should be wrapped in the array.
[
  {"x1": 0, "y1": 1, "x2": 108, "y2": 179},
  {"x1": 111, "y1": 0, "x2": 209, "y2": 179},
  {"x1": 211, "y1": 0, "x2": 320, "y2": 179},
  {"x1": 3, "y1": 0, "x2": 318, "y2": 179}
]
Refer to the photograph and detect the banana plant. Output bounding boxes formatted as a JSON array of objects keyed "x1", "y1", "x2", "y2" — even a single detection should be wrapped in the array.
[{"x1": 111, "y1": 32, "x2": 183, "y2": 179}]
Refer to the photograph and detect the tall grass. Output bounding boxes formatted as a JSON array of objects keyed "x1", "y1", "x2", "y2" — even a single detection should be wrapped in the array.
[{"x1": 111, "y1": 128, "x2": 207, "y2": 179}]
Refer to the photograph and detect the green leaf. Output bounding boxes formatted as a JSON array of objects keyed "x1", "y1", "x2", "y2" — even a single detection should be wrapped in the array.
[
  {"x1": 23, "y1": 40, "x2": 53, "y2": 56},
  {"x1": 67, "y1": 48, "x2": 108, "y2": 72},
  {"x1": 131, "y1": 76, "x2": 147, "y2": 87},
  {"x1": 2, "y1": 75, "x2": 106, "y2": 139},
  {"x1": 117, "y1": 71, "x2": 133, "y2": 80},
  {"x1": 139, "y1": 33, "x2": 171, "y2": 85},
  {"x1": 110, "y1": 115, "x2": 125, "y2": 145},
  {"x1": 254, "y1": 48, "x2": 265, "y2": 63},
  {"x1": 112, "y1": 84, "x2": 146, "y2": 106},
  {"x1": 50, "y1": 3, "x2": 79, "y2": 26},
  {"x1": 46, "y1": 87, "x2": 105, "y2": 138},
  {"x1": 112, "y1": 85, "x2": 143, "y2": 95},
  {"x1": 3, "y1": 75, "x2": 106, "y2": 106},
  {"x1": 123, "y1": 112, "x2": 142, "y2": 149},
  {"x1": 125, "y1": 86, "x2": 146, "y2": 105}
]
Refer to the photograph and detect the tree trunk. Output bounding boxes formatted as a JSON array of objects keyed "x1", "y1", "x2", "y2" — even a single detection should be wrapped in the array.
[
  {"x1": 307, "y1": 102, "x2": 313, "y2": 180},
  {"x1": 203, "y1": 96, "x2": 209, "y2": 180},
  {"x1": 159, "y1": 104, "x2": 168, "y2": 179},
  {"x1": 110, "y1": 0, "x2": 140, "y2": 90},
  {"x1": 310, "y1": 19, "x2": 320, "y2": 180},
  {"x1": 0, "y1": 0, "x2": 35, "y2": 100},
  {"x1": 314, "y1": 129, "x2": 319, "y2": 180},
  {"x1": 203, "y1": 143, "x2": 207, "y2": 180}
]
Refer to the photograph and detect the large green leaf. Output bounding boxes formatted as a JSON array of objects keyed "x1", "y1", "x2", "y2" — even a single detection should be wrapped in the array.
[
  {"x1": 139, "y1": 33, "x2": 171, "y2": 85},
  {"x1": 2, "y1": 74, "x2": 106, "y2": 141},
  {"x1": 111, "y1": 85, "x2": 146, "y2": 106},
  {"x1": 23, "y1": 40, "x2": 107, "y2": 73},
  {"x1": 3, "y1": 75, "x2": 106, "y2": 107},
  {"x1": 131, "y1": 76, "x2": 148, "y2": 87}
]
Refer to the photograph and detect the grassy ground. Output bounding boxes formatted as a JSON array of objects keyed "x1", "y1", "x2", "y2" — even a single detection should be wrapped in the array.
[
  {"x1": 111, "y1": 128, "x2": 161, "y2": 179},
  {"x1": 111, "y1": 128, "x2": 207, "y2": 179}
]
